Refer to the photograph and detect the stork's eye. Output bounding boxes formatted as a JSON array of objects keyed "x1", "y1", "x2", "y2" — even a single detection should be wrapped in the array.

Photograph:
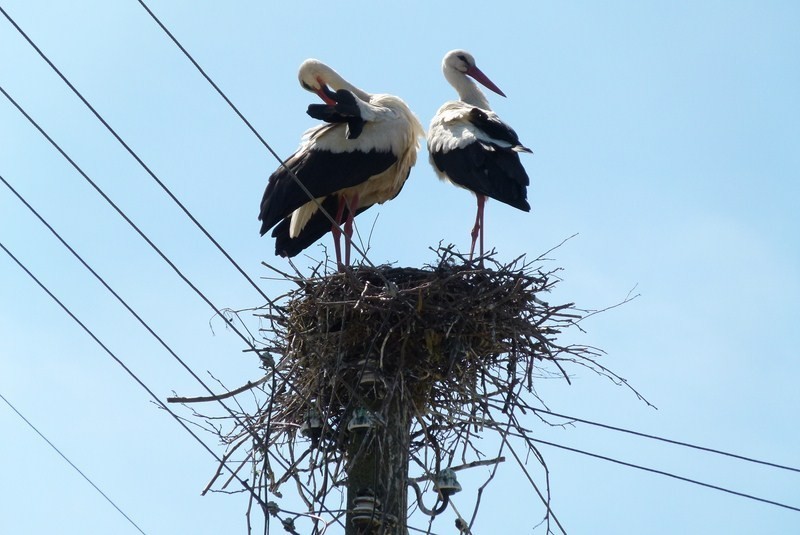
[
  {"x1": 457, "y1": 54, "x2": 468, "y2": 63},
  {"x1": 301, "y1": 81, "x2": 313, "y2": 91}
]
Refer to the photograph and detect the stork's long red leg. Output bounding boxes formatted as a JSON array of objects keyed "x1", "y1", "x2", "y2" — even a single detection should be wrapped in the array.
[
  {"x1": 332, "y1": 196, "x2": 347, "y2": 270},
  {"x1": 469, "y1": 203, "x2": 480, "y2": 260},
  {"x1": 477, "y1": 194, "x2": 486, "y2": 265},
  {"x1": 343, "y1": 192, "x2": 360, "y2": 267},
  {"x1": 469, "y1": 194, "x2": 486, "y2": 262}
]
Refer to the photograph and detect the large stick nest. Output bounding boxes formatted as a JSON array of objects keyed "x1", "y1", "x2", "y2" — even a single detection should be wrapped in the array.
[
  {"x1": 265, "y1": 247, "x2": 587, "y2": 459},
  {"x1": 183, "y1": 245, "x2": 642, "y2": 532}
]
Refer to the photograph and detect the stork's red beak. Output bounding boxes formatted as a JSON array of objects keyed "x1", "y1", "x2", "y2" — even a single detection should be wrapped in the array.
[
  {"x1": 316, "y1": 89, "x2": 336, "y2": 105},
  {"x1": 466, "y1": 66, "x2": 506, "y2": 97},
  {"x1": 315, "y1": 77, "x2": 337, "y2": 105}
]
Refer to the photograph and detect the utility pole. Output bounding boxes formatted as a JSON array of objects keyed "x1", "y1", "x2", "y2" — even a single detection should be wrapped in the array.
[{"x1": 345, "y1": 377, "x2": 412, "y2": 534}]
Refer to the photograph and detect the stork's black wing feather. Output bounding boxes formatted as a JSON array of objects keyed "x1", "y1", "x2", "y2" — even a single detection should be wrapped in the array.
[
  {"x1": 431, "y1": 142, "x2": 530, "y2": 212},
  {"x1": 306, "y1": 90, "x2": 364, "y2": 139},
  {"x1": 259, "y1": 148, "x2": 396, "y2": 235},
  {"x1": 271, "y1": 196, "x2": 373, "y2": 258},
  {"x1": 467, "y1": 108, "x2": 531, "y2": 152}
]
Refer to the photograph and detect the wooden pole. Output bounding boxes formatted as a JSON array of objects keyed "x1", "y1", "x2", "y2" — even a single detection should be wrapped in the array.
[{"x1": 345, "y1": 372, "x2": 412, "y2": 534}]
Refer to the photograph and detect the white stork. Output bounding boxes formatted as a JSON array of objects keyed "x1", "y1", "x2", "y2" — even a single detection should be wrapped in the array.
[
  {"x1": 259, "y1": 59, "x2": 424, "y2": 268},
  {"x1": 427, "y1": 50, "x2": 532, "y2": 262}
]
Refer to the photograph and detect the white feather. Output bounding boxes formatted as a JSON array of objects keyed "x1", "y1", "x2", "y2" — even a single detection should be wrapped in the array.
[{"x1": 428, "y1": 101, "x2": 514, "y2": 155}]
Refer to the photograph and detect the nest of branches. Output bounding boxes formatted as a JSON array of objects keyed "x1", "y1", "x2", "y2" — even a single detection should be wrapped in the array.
[
  {"x1": 266, "y1": 247, "x2": 584, "y2": 459},
  {"x1": 171, "y1": 245, "x2": 645, "y2": 532},
  {"x1": 174, "y1": 245, "x2": 646, "y2": 532}
]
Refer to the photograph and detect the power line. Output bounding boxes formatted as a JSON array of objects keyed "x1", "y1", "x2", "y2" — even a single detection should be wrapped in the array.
[
  {"x1": 0, "y1": 82, "x2": 261, "y2": 362},
  {"x1": 0, "y1": 391, "x2": 147, "y2": 535},
  {"x1": 0, "y1": 10, "x2": 308, "y2": 450},
  {"x1": 530, "y1": 437, "x2": 800, "y2": 514},
  {"x1": 0, "y1": 238, "x2": 268, "y2": 512},
  {"x1": 0, "y1": 82, "x2": 338, "y2": 528},
  {"x1": 1, "y1": 170, "x2": 282, "y2": 521},
  {"x1": 533, "y1": 408, "x2": 800, "y2": 474},
  {"x1": 0, "y1": 172, "x2": 261, "y2": 456},
  {"x1": 135, "y1": 0, "x2": 382, "y2": 270},
  {"x1": 0, "y1": 4, "x2": 279, "y2": 311},
  {"x1": 0, "y1": 12, "x2": 291, "y2": 471}
]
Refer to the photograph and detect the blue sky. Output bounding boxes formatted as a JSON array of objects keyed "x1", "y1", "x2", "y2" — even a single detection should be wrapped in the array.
[{"x1": 1, "y1": 1, "x2": 799, "y2": 533}]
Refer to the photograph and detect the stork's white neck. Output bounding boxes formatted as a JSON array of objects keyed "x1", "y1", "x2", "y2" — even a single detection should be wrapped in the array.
[
  {"x1": 325, "y1": 69, "x2": 371, "y2": 102},
  {"x1": 444, "y1": 66, "x2": 491, "y2": 110},
  {"x1": 321, "y1": 65, "x2": 371, "y2": 102}
]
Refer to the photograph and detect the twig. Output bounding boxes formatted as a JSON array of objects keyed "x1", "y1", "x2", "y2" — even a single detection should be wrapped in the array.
[{"x1": 168, "y1": 375, "x2": 270, "y2": 403}]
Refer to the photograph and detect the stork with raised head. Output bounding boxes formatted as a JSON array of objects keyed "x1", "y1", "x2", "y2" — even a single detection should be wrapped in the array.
[
  {"x1": 259, "y1": 59, "x2": 424, "y2": 269},
  {"x1": 427, "y1": 50, "x2": 532, "y2": 262}
]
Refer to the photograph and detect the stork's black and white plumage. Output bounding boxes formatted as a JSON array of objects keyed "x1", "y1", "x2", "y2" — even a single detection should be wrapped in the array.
[
  {"x1": 427, "y1": 50, "x2": 532, "y2": 261},
  {"x1": 259, "y1": 60, "x2": 424, "y2": 268}
]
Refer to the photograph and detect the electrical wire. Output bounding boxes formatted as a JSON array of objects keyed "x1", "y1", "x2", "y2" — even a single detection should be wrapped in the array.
[
  {"x1": 0, "y1": 4, "x2": 279, "y2": 311},
  {"x1": 1, "y1": 5, "x2": 322, "y2": 464},
  {"x1": 530, "y1": 437, "x2": 800, "y2": 513},
  {"x1": 0, "y1": 391, "x2": 147, "y2": 535},
  {"x1": 0, "y1": 75, "x2": 281, "y2": 520},
  {"x1": 0, "y1": 81, "x2": 339, "y2": 528},
  {"x1": 0, "y1": 83, "x2": 264, "y2": 371},
  {"x1": 533, "y1": 408, "x2": 800, "y2": 474},
  {"x1": 0, "y1": 239, "x2": 268, "y2": 512},
  {"x1": 0, "y1": 172, "x2": 271, "y2": 474}
]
